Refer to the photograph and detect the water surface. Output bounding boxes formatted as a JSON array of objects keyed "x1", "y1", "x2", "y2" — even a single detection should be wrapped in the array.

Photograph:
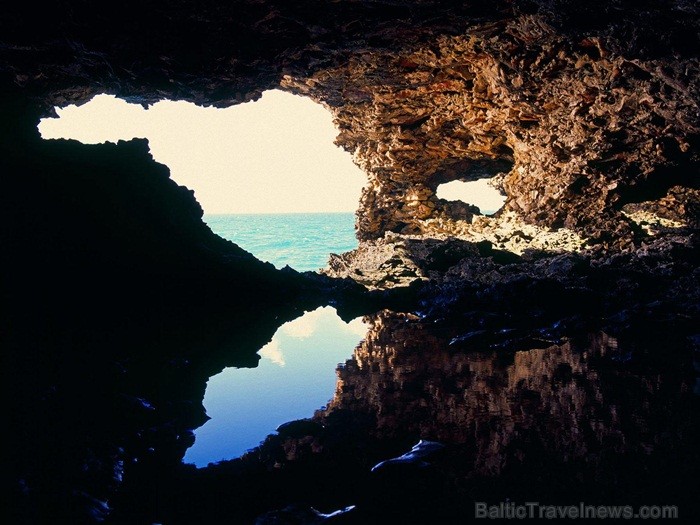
[
  {"x1": 184, "y1": 306, "x2": 367, "y2": 467},
  {"x1": 204, "y1": 213, "x2": 357, "y2": 272},
  {"x1": 177, "y1": 310, "x2": 699, "y2": 521}
]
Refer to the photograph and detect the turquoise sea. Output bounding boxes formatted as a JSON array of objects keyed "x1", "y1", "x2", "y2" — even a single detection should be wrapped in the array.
[{"x1": 204, "y1": 212, "x2": 358, "y2": 272}]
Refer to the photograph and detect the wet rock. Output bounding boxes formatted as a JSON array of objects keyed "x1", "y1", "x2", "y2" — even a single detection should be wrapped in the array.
[
  {"x1": 276, "y1": 420, "x2": 324, "y2": 439},
  {"x1": 371, "y1": 440, "x2": 445, "y2": 472},
  {"x1": 255, "y1": 504, "x2": 356, "y2": 525}
]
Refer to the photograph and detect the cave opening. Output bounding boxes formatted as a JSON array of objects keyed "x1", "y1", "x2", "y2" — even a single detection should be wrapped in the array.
[
  {"x1": 435, "y1": 178, "x2": 507, "y2": 216},
  {"x1": 429, "y1": 156, "x2": 513, "y2": 218},
  {"x1": 37, "y1": 90, "x2": 366, "y2": 271}
]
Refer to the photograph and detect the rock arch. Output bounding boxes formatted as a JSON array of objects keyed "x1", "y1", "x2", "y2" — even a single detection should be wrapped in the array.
[{"x1": 3, "y1": 1, "x2": 697, "y2": 251}]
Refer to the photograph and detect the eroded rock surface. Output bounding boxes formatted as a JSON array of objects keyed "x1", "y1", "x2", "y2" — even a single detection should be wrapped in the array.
[
  {"x1": 2, "y1": 1, "x2": 698, "y2": 250},
  {"x1": 289, "y1": 13, "x2": 700, "y2": 244}
]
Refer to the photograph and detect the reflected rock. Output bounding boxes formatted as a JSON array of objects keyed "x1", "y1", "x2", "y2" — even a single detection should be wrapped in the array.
[
  {"x1": 169, "y1": 311, "x2": 698, "y2": 522},
  {"x1": 306, "y1": 311, "x2": 697, "y2": 512},
  {"x1": 320, "y1": 312, "x2": 695, "y2": 480}
]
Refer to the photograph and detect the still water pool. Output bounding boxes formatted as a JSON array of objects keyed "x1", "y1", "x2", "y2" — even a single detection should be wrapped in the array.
[{"x1": 184, "y1": 306, "x2": 367, "y2": 466}]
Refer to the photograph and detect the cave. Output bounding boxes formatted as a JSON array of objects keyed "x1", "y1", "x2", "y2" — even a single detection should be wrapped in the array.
[
  {"x1": 2, "y1": 1, "x2": 699, "y2": 524},
  {"x1": 38, "y1": 90, "x2": 364, "y2": 271}
]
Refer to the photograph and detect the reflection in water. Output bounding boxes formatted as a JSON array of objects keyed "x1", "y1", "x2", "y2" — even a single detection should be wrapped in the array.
[
  {"x1": 12, "y1": 295, "x2": 697, "y2": 523},
  {"x1": 312, "y1": 312, "x2": 697, "y2": 504},
  {"x1": 323, "y1": 313, "x2": 639, "y2": 473},
  {"x1": 161, "y1": 310, "x2": 698, "y2": 524},
  {"x1": 191, "y1": 310, "x2": 695, "y2": 522},
  {"x1": 184, "y1": 306, "x2": 367, "y2": 466},
  {"x1": 327, "y1": 312, "x2": 688, "y2": 462}
]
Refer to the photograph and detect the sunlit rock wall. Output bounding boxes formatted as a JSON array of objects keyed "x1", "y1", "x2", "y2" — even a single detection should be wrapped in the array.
[{"x1": 284, "y1": 13, "x2": 699, "y2": 246}]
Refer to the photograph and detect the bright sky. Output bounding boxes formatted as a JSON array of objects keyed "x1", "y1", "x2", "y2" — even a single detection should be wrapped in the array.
[
  {"x1": 39, "y1": 90, "x2": 506, "y2": 215},
  {"x1": 436, "y1": 179, "x2": 506, "y2": 214},
  {"x1": 38, "y1": 90, "x2": 367, "y2": 214},
  {"x1": 184, "y1": 306, "x2": 367, "y2": 466}
]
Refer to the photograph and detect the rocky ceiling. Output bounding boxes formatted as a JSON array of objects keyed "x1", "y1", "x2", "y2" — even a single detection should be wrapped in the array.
[{"x1": 2, "y1": 0, "x2": 698, "y2": 249}]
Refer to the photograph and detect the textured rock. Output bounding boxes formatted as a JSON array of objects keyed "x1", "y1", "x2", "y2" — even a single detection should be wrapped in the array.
[
  {"x1": 323, "y1": 212, "x2": 587, "y2": 288},
  {"x1": 2, "y1": 1, "x2": 698, "y2": 251},
  {"x1": 281, "y1": 10, "x2": 700, "y2": 248}
]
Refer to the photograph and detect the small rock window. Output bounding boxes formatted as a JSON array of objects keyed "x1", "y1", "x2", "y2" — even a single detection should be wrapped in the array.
[{"x1": 436, "y1": 178, "x2": 506, "y2": 216}]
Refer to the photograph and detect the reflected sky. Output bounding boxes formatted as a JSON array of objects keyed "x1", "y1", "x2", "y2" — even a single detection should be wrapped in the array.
[{"x1": 184, "y1": 306, "x2": 367, "y2": 467}]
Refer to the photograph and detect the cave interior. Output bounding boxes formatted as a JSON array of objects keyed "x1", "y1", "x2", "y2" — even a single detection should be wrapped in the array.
[{"x1": 2, "y1": 1, "x2": 699, "y2": 523}]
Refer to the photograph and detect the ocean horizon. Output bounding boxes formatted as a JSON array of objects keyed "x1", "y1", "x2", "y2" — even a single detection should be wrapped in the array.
[{"x1": 204, "y1": 212, "x2": 357, "y2": 272}]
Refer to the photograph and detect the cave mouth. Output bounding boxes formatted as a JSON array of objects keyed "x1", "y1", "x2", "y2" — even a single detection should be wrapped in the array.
[
  {"x1": 428, "y1": 156, "x2": 513, "y2": 219},
  {"x1": 435, "y1": 178, "x2": 507, "y2": 216},
  {"x1": 37, "y1": 90, "x2": 366, "y2": 271}
]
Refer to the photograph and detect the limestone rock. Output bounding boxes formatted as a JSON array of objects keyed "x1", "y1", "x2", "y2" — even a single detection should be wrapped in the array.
[{"x1": 2, "y1": 1, "x2": 697, "y2": 250}]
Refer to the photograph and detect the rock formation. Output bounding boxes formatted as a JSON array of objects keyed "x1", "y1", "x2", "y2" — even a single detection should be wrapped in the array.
[
  {"x1": 288, "y1": 11, "x2": 699, "y2": 245},
  {"x1": 2, "y1": 1, "x2": 698, "y2": 252}
]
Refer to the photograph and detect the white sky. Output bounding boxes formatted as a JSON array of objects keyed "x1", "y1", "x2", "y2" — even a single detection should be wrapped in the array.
[
  {"x1": 38, "y1": 90, "x2": 367, "y2": 214},
  {"x1": 38, "y1": 90, "x2": 506, "y2": 215},
  {"x1": 436, "y1": 179, "x2": 506, "y2": 214}
]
